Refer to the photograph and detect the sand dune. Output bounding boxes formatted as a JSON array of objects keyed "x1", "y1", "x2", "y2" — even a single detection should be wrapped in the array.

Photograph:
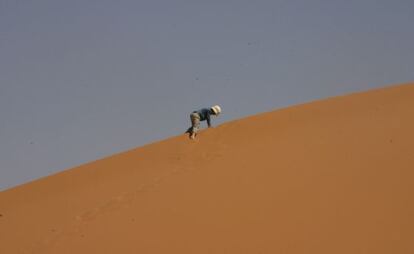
[{"x1": 1, "y1": 83, "x2": 414, "y2": 253}]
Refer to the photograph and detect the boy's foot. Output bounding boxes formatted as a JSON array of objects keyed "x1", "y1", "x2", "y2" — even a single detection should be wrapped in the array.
[{"x1": 190, "y1": 133, "x2": 196, "y2": 139}]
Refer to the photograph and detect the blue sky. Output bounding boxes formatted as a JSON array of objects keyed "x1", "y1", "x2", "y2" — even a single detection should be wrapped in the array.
[{"x1": 1, "y1": 0, "x2": 413, "y2": 190}]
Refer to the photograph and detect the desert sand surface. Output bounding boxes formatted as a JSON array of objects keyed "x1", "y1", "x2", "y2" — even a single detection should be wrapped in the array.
[{"x1": 1, "y1": 83, "x2": 414, "y2": 253}]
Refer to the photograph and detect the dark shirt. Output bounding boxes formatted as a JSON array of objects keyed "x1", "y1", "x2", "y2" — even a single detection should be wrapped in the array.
[{"x1": 194, "y1": 108, "x2": 214, "y2": 127}]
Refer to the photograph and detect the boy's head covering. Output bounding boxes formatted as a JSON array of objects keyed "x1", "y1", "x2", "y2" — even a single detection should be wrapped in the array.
[{"x1": 211, "y1": 105, "x2": 221, "y2": 115}]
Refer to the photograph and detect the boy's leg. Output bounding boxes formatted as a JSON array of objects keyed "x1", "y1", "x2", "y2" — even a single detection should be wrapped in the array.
[{"x1": 190, "y1": 113, "x2": 200, "y2": 139}]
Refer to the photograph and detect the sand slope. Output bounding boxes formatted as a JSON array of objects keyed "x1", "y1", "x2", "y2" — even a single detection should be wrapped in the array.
[{"x1": 1, "y1": 83, "x2": 414, "y2": 253}]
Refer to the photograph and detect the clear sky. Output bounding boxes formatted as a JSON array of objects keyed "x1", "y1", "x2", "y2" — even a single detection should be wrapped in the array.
[{"x1": 1, "y1": 0, "x2": 413, "y2": 190}]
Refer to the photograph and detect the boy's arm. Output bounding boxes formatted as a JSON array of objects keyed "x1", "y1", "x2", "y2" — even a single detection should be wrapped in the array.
[{"x1": 206, "y1": 113, "x2": 212, "y2": 127}]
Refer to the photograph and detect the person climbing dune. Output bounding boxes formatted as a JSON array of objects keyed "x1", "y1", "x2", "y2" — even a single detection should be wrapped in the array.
[{"x1": 187, "y1": 105, "x2": 221, "y2": 139}]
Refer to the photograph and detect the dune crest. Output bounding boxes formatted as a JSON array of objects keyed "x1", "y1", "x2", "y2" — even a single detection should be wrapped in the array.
[{"x1": 1, "y1": 83, "x2": 414, "y2": 253}]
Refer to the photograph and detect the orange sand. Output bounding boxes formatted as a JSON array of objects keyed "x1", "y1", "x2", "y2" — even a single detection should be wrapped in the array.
[{"x1": 1, "y1": 83, "x2": 414, "y2": 253}]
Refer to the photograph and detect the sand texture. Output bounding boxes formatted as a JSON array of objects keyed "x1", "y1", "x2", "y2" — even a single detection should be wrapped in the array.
[{"x1": 1, "y1": 83, "x2": 414, "y2": 253}]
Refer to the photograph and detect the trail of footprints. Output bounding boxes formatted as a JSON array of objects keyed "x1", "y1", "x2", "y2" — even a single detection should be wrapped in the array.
[
  {"x1": 28, "y1": 141, "x2": 228, "y2": 253},
  {"x1": 28, "y1": 164, "x2": 192, "y2": 253}
]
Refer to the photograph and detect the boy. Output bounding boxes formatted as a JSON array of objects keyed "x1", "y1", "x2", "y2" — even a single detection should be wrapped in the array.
[{"x1": 188, "y1": 105, "x2": 221, "y2": 139}]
